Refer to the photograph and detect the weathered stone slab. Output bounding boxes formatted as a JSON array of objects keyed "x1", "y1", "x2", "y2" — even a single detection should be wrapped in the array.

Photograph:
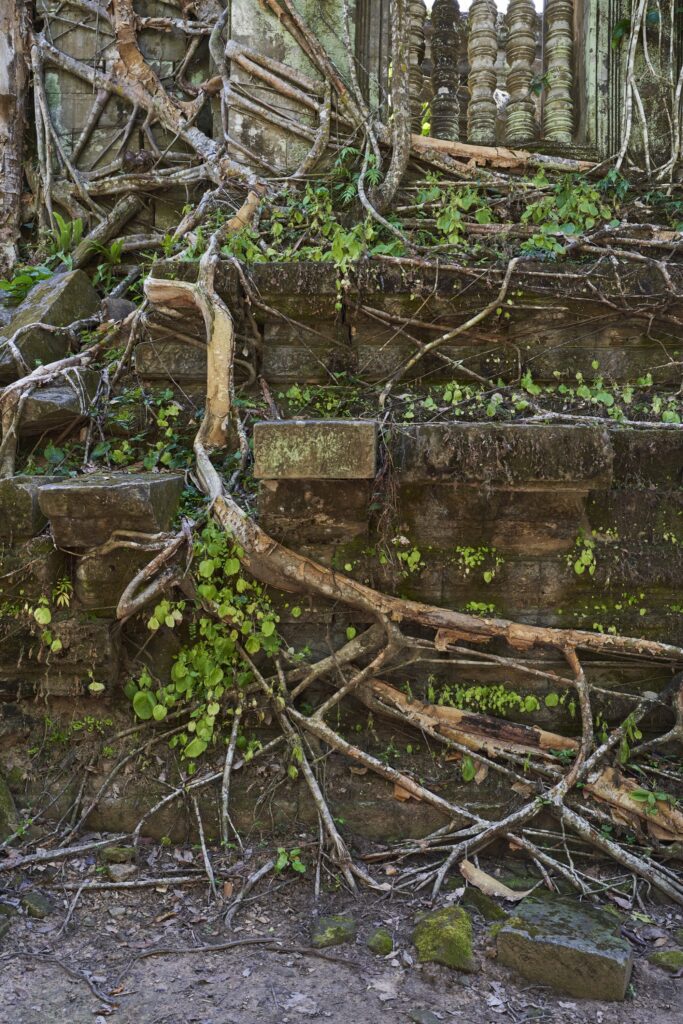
[
  {"x1": 75, "y1": 547, "x2": 155, "y2": 611},
  {"x1": 0, "y1": 476, "x2": 59, "y2": 541},
  {"x1": 395, "y1": 424, "x2": 613, "y2": 489},
  {"x1": 134, "y1": 339, "x2": 207, "y2": 381},
  {"x1": 611, "y1": 429, "x2": 683, "y2": 489},
  {"x1": 253, "y1": 420, "x2": 377, "y2": 480},
  {"x1": 497, "y1": 895, "x2": 633, "y2": 1000},
  {"x1": 20, "y1": 368, "x2": 101, "y2": 434},
  {"x1": 38, "y1": 471, "x2": 185, "y2": 548},
  {"x1": 0, "y1": 271, "x2": 100, "y2": 383},
  {"x1": 258, "y1": 480, "x2": 372, "y2": 544}
]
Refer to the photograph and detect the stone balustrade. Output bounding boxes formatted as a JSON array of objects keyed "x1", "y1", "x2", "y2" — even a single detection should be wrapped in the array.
[{"x1": 411, "y1": 0, "x2": 576, "y2": 149}]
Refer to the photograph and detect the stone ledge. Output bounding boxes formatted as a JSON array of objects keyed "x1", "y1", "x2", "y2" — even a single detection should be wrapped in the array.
[
  {"x1": 0, "y1": 477, "x2": 59, "y2": 542},
  {"x1": 394, "y1": 423, "x2": 613, "y2": 489},
  {"x1": 253, "y1": 420, "x2": 378, "y2": 480},
  {"x1": 38, "y1": 472, "x2": 185, "y2": 549}
]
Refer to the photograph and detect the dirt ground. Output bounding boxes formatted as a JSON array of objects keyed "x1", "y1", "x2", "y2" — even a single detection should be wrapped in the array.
[{"x1": 1, "y1": 843, "x2": 682, "y2": 1024}]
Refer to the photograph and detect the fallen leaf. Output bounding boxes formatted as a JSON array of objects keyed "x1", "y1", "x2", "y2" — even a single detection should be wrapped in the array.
[
  {"x1": 393, "y1": 783, "x2": 420, "y2": 803},
  {"x1": 350, "y1": 766, "x2": 368, "y2": 775},
  {"x1": 474, "y1": 763, "x2": 489, "y2": 785},
  {"x1": 460, "y1": 859, "x2": 535, "y2": 901},
  {"x1": 223, "y1": 880, "x2": 234, "y2": 898}
]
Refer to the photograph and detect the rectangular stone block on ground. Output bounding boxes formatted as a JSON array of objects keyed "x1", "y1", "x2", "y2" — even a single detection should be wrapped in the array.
[
  {"x1": 20, "y1": 368, "x2": 101, "y2": 434},
  {"x1": 497, "y1": 894, "x2": 633, "y2": 1001},
  {"x1": 254, "y1": 420, "x2": 378, "y2": 480},
  {"x1": 38, "y1": 471, "x2": 185, "y2": 549},
  {"x1": 0, "y1": 271, "x2": 100, "y2": 384}
]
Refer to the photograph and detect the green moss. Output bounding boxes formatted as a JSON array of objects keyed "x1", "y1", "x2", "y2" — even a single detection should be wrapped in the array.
[
  {"x1": 311, "y1": 914, "x2": 357, "y2": 949},
  {"x1": 21, "y1": 892, "x2": 54, "y2": 919},
  {"x1": 412, "y1": 906, "x2": 476, "y2": 972},
  {"x1": 462, "y1": 887, "x2": 508, "y2": 923},
  {"x1": 648, "y1": 950, "x2": 683, "y2": 974},
  {"x1": 100, "y1": 845, "x2": 136, "y2": 865},
  {"x1": 0, "y1": 775, "x2": 17, "y2": 841},
  {"x1": 367, "y1": 926, "x2": 394, "y2": 956}
]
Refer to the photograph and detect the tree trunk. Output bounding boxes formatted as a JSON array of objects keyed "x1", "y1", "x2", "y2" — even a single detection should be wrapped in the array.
[{"x1": 0, "y1": 1, "x2": 29, "y2": 273}]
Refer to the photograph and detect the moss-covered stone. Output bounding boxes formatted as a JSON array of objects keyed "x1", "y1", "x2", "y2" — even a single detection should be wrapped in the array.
[
  {"x1": 0, "y1": 919, "x2": 10, "y2": 942},
  {"x1": 367, "y1": 927, "x2": 394, "y2": 955},
  {"x1": 0, "y1": 902, "x2": 17, "y2": 918},
  {"x1": 100, "y1": 845, "x2": 136, "y2": 865},
  {"x1": 497, "y1": 894, "x2": 633, "y2": 1000},
  {"x1": 462, "y1": 887, "x2": 509, "y2": 922},
  {"x1": 675, "y1": 928, "x2": 683, "y2": 946},
  {"x1": 311, "y1": 914, "x2": 357, "y2": 949},
  {"x1": 412, "y1": 906, "x2": 476, "y2": 972},
  {"x1": 648, "y1": 950, "x2": 683, "y2": 974},
  {"x1": 0, "y1": 775, "x2": 17, "y2": 841},
  {"x1": 21, "y1": 892, "x2": 54, "y2": 919}
]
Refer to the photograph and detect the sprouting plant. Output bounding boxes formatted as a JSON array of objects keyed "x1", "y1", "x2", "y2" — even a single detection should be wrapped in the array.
[{"x1": 274, "y1": 847, "x2": 307, "y2": 874}]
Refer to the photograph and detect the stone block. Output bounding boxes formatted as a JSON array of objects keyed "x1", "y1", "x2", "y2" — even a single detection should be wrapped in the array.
[
  {"x1": 611, "y1": 429, "x2": 683, "y2": 489},
  {"x1": 258, "y1": 480, "x2": 372, "y2": 544},
  {"x1": 497, "y1": 894, "x2": 633, "y2": 1000},
  {"x1": 75, "y1": 547, "x2": 155, "y2": 611},
  {"x1": 0, "y1": 271, "x2": 100, "y2": 383},
  {"x1": 134, "y1": 339, "x2": 207, "y2": 381},
  {"x1": 39, "y1": 471, "x2": 185, "y2": 549},
  {"x1": 0, "y1": 477, "x2": 60, "y2": 541},
  {"x1": 395, "y1": 424, "x2": 613, "y2": 489},
  {"x1": 253, "y1": 420, "x2": 378, "y2": 480},
  {"x1": 20, "y1": 368, "x2": 101, "y2": 434}
]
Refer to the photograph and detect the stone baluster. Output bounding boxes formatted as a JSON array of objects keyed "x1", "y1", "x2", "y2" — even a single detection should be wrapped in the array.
[
  {"x1": 408, "y1": 0, "x2": 428, "y2": 134},
  {"x1": 505, "y1": 0, "x2": 538, "y2": 144},
  {"x1": 467, "y1": 0, "x2": 498, "y2": 145},
  {"x1": 543, "y1": 0, "x2": 574, "y2": 144},
  {"x1": 430, "y1": 0, "x2": 461, "y2": 141}
]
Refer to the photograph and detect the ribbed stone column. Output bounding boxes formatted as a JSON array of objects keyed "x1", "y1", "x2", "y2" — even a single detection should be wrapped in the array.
[
  {"x1": 543, "y1": 0, "x2": 574, "y2": 144},
  {"x1": 430, "y1": 0, "x2": 461, "y2": 140},
  {"x1": 408, "y1": 0, "x2": 428, "y2": 133},
  {"x1": 505, "y1": 0, "x2": 537, "y2": 144},
  {"x1": 467, "y1": 0, "x2": 498, "y2": 144}
]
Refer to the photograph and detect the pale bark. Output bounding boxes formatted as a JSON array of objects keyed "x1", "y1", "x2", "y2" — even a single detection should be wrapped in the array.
[{"x1": 0, "y1": 1, "x2": 29, "y2": 273}]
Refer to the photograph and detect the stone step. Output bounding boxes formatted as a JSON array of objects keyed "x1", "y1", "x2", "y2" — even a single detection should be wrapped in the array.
[
  {"x1": 18, "y1": 367, "x2": 101, "y2": 435},
  {"x1": 0, "y1": 271, "x2": 100, "y2": 384},
  {"x1": 38, "y1": 471, "x2": 185, "y2": 549}
]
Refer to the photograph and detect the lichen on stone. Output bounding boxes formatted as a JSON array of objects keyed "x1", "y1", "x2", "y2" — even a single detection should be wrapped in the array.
[
  {"x1": 367, "y1": 926, "x2": 394, "y2": 955},
  {"x1": 648, "y1": 949, "x2": 683, "y2": 974},
  {"x1": 412, "y1": 906, "x2": 476, "y2": 972},
  {"x1": 311, "y1": 914, "x2": 357, "y2": 949}
]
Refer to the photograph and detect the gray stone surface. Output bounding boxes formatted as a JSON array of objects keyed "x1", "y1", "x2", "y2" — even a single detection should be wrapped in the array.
[
  {"x1": 254, "y1": 420, "x2": 378, "y2": 480},
  {"x1": 0, "y1": 271, "x2": 100, "y2": 383},
  {"x1": 135, "y1": 339, "x2": 207, "y2": 381},
  {"x1": 19, "y1": 368, "x2": 101, "y2": 434},
  {"x1": 395, "y1": 424, "x2": 613, "y2": 488},
  {"x1": 0, "y1": 477, "x2": 58, "y2": 541},
  {"x1": 39, "y1": 471, "x2": 185, "y2": 548},
  {"x1": 497, "y1": 894, "x2": 633, "y2": 1000}
]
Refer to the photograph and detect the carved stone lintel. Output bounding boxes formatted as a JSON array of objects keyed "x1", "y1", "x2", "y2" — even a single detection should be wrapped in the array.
[
  {"x1": 505, "y1": 0, "x2": 538, "y2": 145},
  {"x1": 430, "y1": 0, "x2": 461, "y2": 141},
  {"x1": 543, "y1": 0, "x2": 574, "y2": 144},
  {"x1": 408, "y1": 0, "x2": 428, "y2": 134},
  {"x1": 467, "y1": 0, "x2": 498, "y2": 145}
]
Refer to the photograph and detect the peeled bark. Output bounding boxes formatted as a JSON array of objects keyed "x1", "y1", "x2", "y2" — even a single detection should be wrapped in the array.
[{"x1": 0, "y1": 2, "x2": 29, "y2": 273}]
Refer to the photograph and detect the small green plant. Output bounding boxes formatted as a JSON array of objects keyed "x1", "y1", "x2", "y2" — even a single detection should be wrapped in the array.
[
  {"x1": 629, "y1": 787, "x2": 678, "y2": 816},
  {"x1": 568, "y1": 531, "x2": 597, "y2": 577},
  {"x1": 274, "y1": 846, "x2": 307, "y2": 874}
]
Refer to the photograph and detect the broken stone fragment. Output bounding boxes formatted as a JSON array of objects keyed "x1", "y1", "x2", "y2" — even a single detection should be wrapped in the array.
[
  {"x1": 38, "y1": 471, "x2": 185, "y2": 549},
  {"x1": 21, "y1": 891, "x2": 54, "y2": 919},
  {"x1": 18, "y1": 368, "x2": 101, "y2": 434},
  {"x1": 496, "y1": 893, "x2": 633, "y2": 1000},
  {"x1": 253, "y1": 420, "x2": 378, "y2": 480},
  {"x1": 367, "y1": 926, "x2": 394, "y2": 955},
  {"x1": 0, "y1": 476, "x2": 59, "y2": 541},
  {"x1": 0, "y1": 270, "x2": 100, "y2": 383},
  {"x1": 107, "y1": 862, "x2": 137, "y2": 882},
  {"x1": 311, "y1": 914, "x2": 357, "y2": 948},
  {"x1": 412, "y1": 906, "x2": 476, "y2": 972},
  {"x1": 647, "y1": 949, "x2": 683, "y2": 974}
]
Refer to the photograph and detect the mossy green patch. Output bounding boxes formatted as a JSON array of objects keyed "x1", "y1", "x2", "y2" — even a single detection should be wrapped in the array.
[
  {"x1": 412, "y1": 906, "x2": 476, "y2": 972},
  {"x1": 648, "y1": 949, "x2": 683, "y2": 974},
  {"x1": 21, "y1": 892, "x2": 54, "y2": 919},
  {"x1": 100, "y1": 845, "x2": 136, "y2": 865},
  {"x1": 462, "y1": 887, "x2": 509, "y2": 923},
  {"x1": 0, "y1": 776, "x2": 17, "y2": 841},
  {"x1": 367, "y1": 927, "x2": 394, "y2": 955},
  {"x1": 311, "y1": 914, "x2": 357, "y2": 949}
]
